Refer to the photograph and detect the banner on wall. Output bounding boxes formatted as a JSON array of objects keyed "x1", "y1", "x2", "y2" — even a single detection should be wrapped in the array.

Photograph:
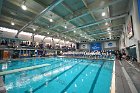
[
  {"x1": 138, "y1": 0, "x2": 140, "y2": 20},
  {"x1": 127, "y1": 16, "x2": 134, "y2": 39},
  {"x1": 79, "y1": 44, "x2": 88, "y2": 49},
  {"x1": 90, "y1": 43, "x2": 102, "y2": 51},
  {"x1": 104, "y1": 41, "x2": 116, "y2": 48}
]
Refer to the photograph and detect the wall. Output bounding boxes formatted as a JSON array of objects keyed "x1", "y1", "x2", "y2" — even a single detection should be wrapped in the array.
[
  {"x1": 78, "y1": 40, "x2": 119, "y2": 51},
  {"x1": 0, "y1": 27, "x2": 75, "y2": 47},
  {"x1": 119, "y1": 0, "x2": 140, "y2": 62}
]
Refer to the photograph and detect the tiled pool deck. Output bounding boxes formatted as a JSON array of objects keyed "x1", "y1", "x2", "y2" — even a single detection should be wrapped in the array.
[{"x1": 115, "y1": 59, "x2": 140, "y2": 93}]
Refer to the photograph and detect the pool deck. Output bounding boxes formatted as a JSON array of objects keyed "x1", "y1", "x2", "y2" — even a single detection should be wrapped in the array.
[
  {"x1": 0, "y1": 77, "x2": 6, "y2": 93},
  {"x1": 115, "y1": 59, "x2": 140, "y2": 93}
]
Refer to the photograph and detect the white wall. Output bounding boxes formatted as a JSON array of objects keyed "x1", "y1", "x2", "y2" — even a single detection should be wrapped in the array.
[
  {"x1": 119, "y1": 0, "x2": 140, "y2": 62},
  {"x1": 0, "y1": 27, "x2": 75, "y2": 46}
]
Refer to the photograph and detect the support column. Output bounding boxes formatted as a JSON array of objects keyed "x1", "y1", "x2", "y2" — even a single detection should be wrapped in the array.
[
  {"x1": 0, "y1": 0, "x2": 3, "y2": 15},
  {"x1": 136, "y1": 41, "x2": 140, "y2": 63},
  {"x1": 132, "y1": 0, "x2": 140, "y2": 62},
  {"x1": 31, "y1": 34, "x2": 35, "y2": 47}
]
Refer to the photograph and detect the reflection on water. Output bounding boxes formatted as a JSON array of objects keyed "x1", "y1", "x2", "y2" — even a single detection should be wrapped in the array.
[{"x1": 5, "y1": 65, "x2": 72, "y2": 91}]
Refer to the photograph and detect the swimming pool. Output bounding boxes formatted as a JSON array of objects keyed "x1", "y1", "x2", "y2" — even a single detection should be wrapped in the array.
[{"x1": 1, "y1": 57, "x2": 114, "y2": 93}]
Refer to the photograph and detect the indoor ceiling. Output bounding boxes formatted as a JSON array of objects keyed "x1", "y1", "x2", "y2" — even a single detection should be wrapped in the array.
[{"x1": 0, "y1": 0, "x2": 130, "y2": 42}]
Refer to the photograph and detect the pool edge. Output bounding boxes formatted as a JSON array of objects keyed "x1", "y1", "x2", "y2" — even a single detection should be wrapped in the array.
[{"x1": 110, "y1": 60, "x2": 116, "y2": 93}]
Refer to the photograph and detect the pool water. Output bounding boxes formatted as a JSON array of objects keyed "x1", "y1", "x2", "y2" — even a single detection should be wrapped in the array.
[
  {"x1": 1, "y1": 57, "x2": 114, "y2": 93},
  {"x1": 0, "y1": 57, "x2": 63, "y2": 71}
]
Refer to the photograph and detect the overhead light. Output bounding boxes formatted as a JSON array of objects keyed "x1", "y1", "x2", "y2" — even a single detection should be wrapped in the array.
[
  {"x1": 73, "y1": 30, "x2": 76, "y2": 33},
  {"x1": 102, "y1": 12, "x2": 106, "y2": 16},
  {"x1": 21, "y1": 4, "x2": 27, "y2": 10},
  {"x1": 107, "y1": 27, "x2": 111, "y2": 31},
  {"x1": 49, "y1": 18, "x2": 53, "y2": 22},
  {"x1": 47, "y1": 32, "x2": 49, "y2": 34},
  {"x1": 105, "y1": 22, "x2": 108, "y2": 25},
  {"x1": 11, "y1": 22, "x2": 15, "y2": 26},
  {"x1": 109, "y1": 32, "x2": 111, "y2": 35},
  {"x1": 64, "y1": 26, "x2": 67, "y2": 29},
  {"x1": 33, "y1": 28, "x2": 36, "y2": 31}
]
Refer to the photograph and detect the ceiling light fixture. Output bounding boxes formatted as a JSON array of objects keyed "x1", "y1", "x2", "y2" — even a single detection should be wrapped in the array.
[
  {"x1": 107, "y1": 27, "x2": 111, "y2": 31},
  {"x1": 49, "y1": 18, "x2": 53, "y2": 22},
  {"x1": 49, "y1": 14, "x2": 53, "y2": 22},
  {"x1": 102, "y1": 12, "x2": 106, "y2": 16},
  {"x1": 73, "y1": 30, "x2": 76, "y2": 33},
  {"x1": 64, "y1": 26, "x2": 67, "y2": 29},
  {"x1": 21, "y1": 1, "x2": 27, "y2": 10},
  {"x1": 105, "y1": 22, "x2": 108, "y2": 25},
  {"x1": 109, "y1": 32, "x2": 111, "y2": 35},
  {"x1": 11, "y1": 22, "x2": 15, "y2": 26},
  {"x1": 33, "y1": 28, "x2": 36, "y2": 31},
  {"x1": 64, "y1": 22, "x2": 67, "y2": 29},
  {"x1": 11, "y1": 19, "x2": 15, "y2": 26},
  {"x1": 47, "y1": 32, "x2": 49, "y2": 34},
  {"x1": 21, "y1": 4, "x2": 27, "y2": 10}
]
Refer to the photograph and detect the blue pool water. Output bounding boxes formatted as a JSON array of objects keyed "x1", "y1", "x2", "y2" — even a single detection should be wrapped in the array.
[
  {"x1": 1, "y1": 57, "x2": 114, "y2": 93},
  {"x1": 0, "y1": 57, "x2": 62, "y2": 71}
]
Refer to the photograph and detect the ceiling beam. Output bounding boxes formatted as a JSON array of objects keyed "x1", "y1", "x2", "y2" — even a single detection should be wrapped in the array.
[
  {"x1": 0, "y1": 0, "x2": 3, "y2": 15},
  {"x1": 15, "y1": 0, "x2": 65, "y2": 38},
  {"x1": 32, "y1": 1, "x2": 89, "y2": 41},
  {"x1": 33, "y1": 0, "x2": 49, "y2": 7},
  {"x1": 8, "y1": 0, "x2": 41, "y2": 17},
  {"x1": 61, "y1": 2, "x2": 85, "y2": 25},
  {"x1": 0, "y1": 15, "x2": 27, "y2": 26},
  {"x1": 8, "y1": 0, "x2": 74, "y2": 41},
  {"x1": 2, "y1": 10, "x2": 29, "y2": 22},
  {"x1": 49, "y1": 0, "x2": 123, "y2": 30},
  {"x1": 8, "y1": 0, "x2": 55, "y2": 26},
  {"x1": 0, "y1": 20, "x2": 28, "y2": 32},
  {"x1": 81, "y1": 0, "x2": 103, "y2": 39},
  {"x1": 61, "y1": 2, "x2": 73, "y2": 14},
  {"x1": 62, "y1": 13, "x2": 127, "y2": 34},
  {"x1": 2, "y1": 7, "x2": 33, "y2": 21},
  {"x1": 90, "y1": 29, "x2": 122, "y2": 36},
  {"x1": 89, "y1": 30, "x2": 122, "y2": 40},
  {"x1": 85, "y1": 24, "x2": 124, "y2": 34},
  {"x1": 42, "y1": 2, "x2": 86, "y2": 42}
]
